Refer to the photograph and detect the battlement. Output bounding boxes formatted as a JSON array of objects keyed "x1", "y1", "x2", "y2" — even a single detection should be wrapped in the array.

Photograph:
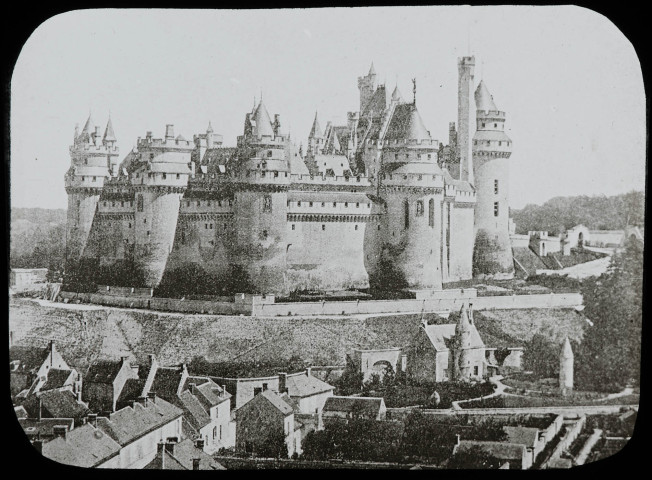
[
  {"x1": 365, "y1": 138, "x2": 439, "y2": 147},
  {"x1": 136, "y1": 126, "x2": 194, "y2": 150},
  {"x1": 70, "y1": 144, "x2": 119, "y2": 155},
  {"x1": 458, "y1": 56, "x2": 475, "y2": 67},
  {"x1": 381, "y1": 172, "x2": 445, "y2": 188},
  {"x1": 290, "y1": 173, "x2": 371, "y2": 187},
  {"x1": 476, "y1": 109, "x2": 506, "y2": 118},
  {"x1": 238, "y1": 134, "x2": 289, "y2": 146}
]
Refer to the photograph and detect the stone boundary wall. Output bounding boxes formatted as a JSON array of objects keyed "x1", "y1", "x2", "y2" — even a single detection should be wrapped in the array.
[{"x1": 57, "y1": 291, "x2": 582, "y2": 317}]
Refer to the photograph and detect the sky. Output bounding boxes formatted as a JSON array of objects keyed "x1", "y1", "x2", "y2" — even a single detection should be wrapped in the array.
[{"x1": 10, "y1": 6, "x2": 646, "y2": 210}]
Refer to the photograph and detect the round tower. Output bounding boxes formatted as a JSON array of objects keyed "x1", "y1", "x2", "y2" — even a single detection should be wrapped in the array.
[
  {"x1": 65, "y1": 114, "x2": 119, "y2": 266},
  {"x1": 130, "y1": 125, "x2": 193, "y2": 287},
  {"x1": 472, "y1": 80, "x2": 514, "y2": 278},
  {"x1": 559, "y1": 337, "x2": 574, "y2": 396}
]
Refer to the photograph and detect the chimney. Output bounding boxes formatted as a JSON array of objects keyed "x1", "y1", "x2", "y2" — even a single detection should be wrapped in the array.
[
  {"x1": 33, "y1": 440, "x2": 43, "y2": 454},
  {"x1": 165, "y1": 437, "x2": 178, "y2": 455},
  {"x1": 221, "y1": 385, "x2": 227, "y2": 397},
  {"x1": 148, "y1": 392, "x2": 156, "y2": 404},
  {"x1": 195, "y1": 438, "x2": 205, "y2": 450},
  {"x1": 138, "y1": 395, "x2": 149, "y2": 407},
  {"x1": 53, "y1": 425, "x2": 68, "y2": 440},
  {"x1": 165, "y1": 124, "x2": 175, "y2": 140},
  {"x1": 468, "y1": 304, "x2": 474, "y2": 324},
  {"x1": 278, "y1": 373, "x2": 287, "y2": 394},
  {"x1": 192, "y1": 458, "x2": 201, "y2": 470},
  {"x1": 87, "y1": 413, "x2": 98, "y2": 427},
  {"x1": 37, "y1": 396, "x2": 42, "y2": 421},
  {"x1": 306, "y1": 366, "x2": 312, "y2": 377},
  {"x1": 157, "y1": 442, "x2": 166, "y2": 469}
]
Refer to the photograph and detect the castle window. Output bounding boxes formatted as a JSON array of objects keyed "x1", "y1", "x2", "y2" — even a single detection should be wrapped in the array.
[
  {"x1": 429, "y1": 198, "x2": 435, "y2": 227},
  {"x1": 144, "y1": 218, "x2": 147, "y2": 224},
  {"x1": 494, "y1": 123, "x2": 497, "y2": 128},
  {"x1": 128, "y1": 223, "x2": 132, "y2": 229},
  {"x1": 209, "y1": 240, "x2": 214, "y2": 246},
  {"x1": 377, "y1": 225, "x2": 381, "y2": 230},
  {"x1": 404, "y1": 199, "x2": 410, "y2": 229},
  {"x1": 150, "y1": 153, "x2": 154, "y2": 160},
  {"x1": 197, "y1": 201, "x2": 200, "y2": 206},
  {"x1": 121, "y1": 201, "x2": 124, "y2": 207},
  {"x1": 428, "y1": 154, "x2": 432, "y2": 160},
  {"x1": 207, "y1": 200, "x2": 211, "y2": 206},
  {"x1": 137, "y1": 194, "x2": 144, "y2": 212},
  {"x1": 355, "y1": 225, "x2": 358, "y2": 231},
  {"x1": 176, "y1": 173, "x2": 180, "y2": 179},
  {"x1": 92, "y1": 176, "x2": 97, "y2": 182},
  {"x1": 474, "y1": 366, "x2": 479, "y2": 375},
  {"x1": 494, "y1": 180, "x2": 499, "y2": 194},
  {"x1": 403, "y1": 175, "x2": 408, "y2": 180},
  {"x1": 223, "y1": 223, "x2": 227, "y2": 230},
  {"x1": 205, "y1": 224, "x2": 208, "y2": 229},
  {"x1": 298, "y1": 201, "x2": 302, "y2": 207},
  {"x1": 104, "y1": 202, "x2": 107, "y2": 207},
  {"x1": 292, "y1": 224, "x2": 295, "y2": 230},
  {"x1": 344, "y1": 202, "x2": 348, "y2": 208},
  {"x1": 333, "y1": 202, "x2": 337, "y2": 207},
  {"x1": 229, "y1": 199, "x2": 233, "y2": 206},
  {"x1": 147, "y1": 231, "x2": 150, "y2": 236},
  {"x1": 395, "y1": 154, "x2": 398, "y2": 160},
  {"x1": 498, "y1": 141, "x2": 502, "y2": 146},
  {"x1": 263, "y1": 195, "x2": 272, "y2": 213},
  {"x1": 494, "y1": 202, "x2": 499, "y2": 217},
  {"x1": 309, "y1": 202, "x2": 313, "y2": 207},
  {"x1": 210, "y1": 224, "x2": 213, "y2": 229},
  {"x1": 418, "y1": 175, "x2": 422, "y2": 181},
  {"x1": 112, "y1": 202, "x2": 115, "y2": 207},
  {"x1": 82, "y1": 176, "x2": 85, "y2": 181},
  {"x1": 186, "y1": 201, "x2": 190, "y2": 207},
  {"x1": 84, "y1": 158, "x2": 88, "y2": 165},
  {"x1": 267, "y1": 151, "x2": 273, "y2": 157},
  {"x1": 218, "y1": 201, "x2": 222, "y2": 207},
  {"x1": 482, "y1": 123, "x2": 486, "y2": 128},
  {"x1": 356, "y1": 202, "x2": 360, "y2": 208},
  {"x1": 162, "y1": 173, "x2": 167, "y2": 180},
  {"x1": 321, "y1": 202, "x2": 325, "y2": 207},
  {"x1": 322, "y1": 225, "x2": 326, "y2": 231},
  {"x1": 416, "y1": 200, "x2": 424, "y2": 217},
  {"x1": 274, "y1": 171, "x2": 278, "y2": 178}
]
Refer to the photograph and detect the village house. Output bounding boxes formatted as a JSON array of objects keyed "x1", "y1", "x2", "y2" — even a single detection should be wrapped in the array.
[
  {"x1": 322, "y1": 396, "x2": 387, "y2": 424},
  {"x1": 144, "y1": 438, "x2": 226, "y2": 470},
  {"x1": 22, "y1": 389, "x2": 90, "y2": 426},
  {"x1": 83, "y1": 357, "x2": 139, "y2": 414},
  {"x1": 94, "y1": 394, "x2": 184, "y2": 469},
  {"x1": 39, "y1": 422, "x2": 122, "y2": 468},
  {"x1": 19, "y1": 417, "x2": 75, "y2": 443},
  {"x1": 235, "y1": 389, "x2": 302, "y2": 458}
]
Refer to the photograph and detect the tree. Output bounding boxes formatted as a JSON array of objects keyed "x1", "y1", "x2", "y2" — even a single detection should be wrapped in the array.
[
  {"x1": 448, "y1": 445, "x2": 503, "y2": 469},
  {"x1": 523, "y1": 333, "x2": 557, "y2": 378},
  {"x1": 575, "y1": 238, "x2": 643, "y2": 391},
  {"x1": 494, "y1": 347, "x2": 511, "y2": 366}
]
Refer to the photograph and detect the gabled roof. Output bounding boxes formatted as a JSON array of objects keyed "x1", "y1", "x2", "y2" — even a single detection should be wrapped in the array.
[
  {"x1": 475, "y1": 80, "x2": 498, "y2": 111},
  {"x1": 423, "y1": 322, "x2": 484, "y2": 352},
  {"x1": 455, "y1": 440, "x2": 525, "y2": 462},
  {"x1": 322, "y1": 396, "x2": 384, "y2": 417},
  {"x1": 361, "y1": 85, "x2": 388, "y2": 119},
  {"x1": 239, "y1": 389, "x2": 294, "y2": 416},
  {"x1": 37, "y1": 389, "x2": 89, "y2": 420},
  {"x1": 179, "y1": 390, "x2": 212, "y2": 430},
  {"x1": 9, "y1": 345, "x2": 51, "y2": 373},
  {"x1": 41, "y1": 368, "x2": 74, "y2": 391},
  {"x1": 384, "y1": 103, "x2": 431, "y2": 142},
  {"x1": 86, "y1": 359, "x2": 127, "y2": 384},
  {"x1": 19, "y1": 418, "x2": 75, "y2": 439},
  {"x1": 503, "y1": 426, "x2": 540, "y2": 448},
  {"x1": 251, "y1": 100, "x2": 274, "y2": 137},
  {"x1": 96, "y1": 397, "x2": 183, "y2": 446},
  {"x1": 116, "y1": 378, "x2": 146, "y2": 410},
  {"x1": 42, "y1": 423, "x2": 122, "y2": 468},
  {"x1": 285, "y1": 372, "x2": 334, "y2": 398},
  {"x1": 145, "y1": 439, "x2": 226, "y2": 470},
  {"x1": 150, "y1": 366, "x2": 185, "y2": 399}
]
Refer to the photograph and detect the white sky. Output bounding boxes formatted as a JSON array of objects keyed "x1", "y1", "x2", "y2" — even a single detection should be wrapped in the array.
[{"x1": 10, "y1": 6, "x2": 646, "y2": 210}]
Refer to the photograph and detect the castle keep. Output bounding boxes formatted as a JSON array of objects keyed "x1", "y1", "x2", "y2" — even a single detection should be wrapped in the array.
[{"x1": 65, "y1": 57, "x2": 514, "y2": 296}]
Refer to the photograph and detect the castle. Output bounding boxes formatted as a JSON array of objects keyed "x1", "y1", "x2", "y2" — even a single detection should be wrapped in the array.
[{"x1": 64, "y1": 56, "x2": 514, "y2": 296}]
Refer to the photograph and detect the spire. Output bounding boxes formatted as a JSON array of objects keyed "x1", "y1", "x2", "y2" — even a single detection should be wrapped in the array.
[
  {"x1": 455, "y1": 302, "x2": 473, "y2": 338},
  {"x1": 309, "y1": 111, "x2": 322, "y2": 139},
  {"x1": 475, "y1": 80, "x2": 498, "y2": 111},
  {"x1": 391, "y1": 85, "x2": 403, "y2": 103},
  {"x1": 103, "y1": 116, "x2": 116, "y2": 143},
  {"x1": 73, "y1": 123, "x2": 79, "y2": 143},
  {"x1": 412, "y1": 78, "x2": 417, "y2": 105},
  {"x1": 82, "y1": 112, "x2": 93, "y2": 134},
  {"x1": 368, "y1": 62, "x2": 376, "y2": 76},
  {"x1": 206, "y1": 121, "x2": 213, "y2": 134},
  {"x1": 251, "y1": 99, "x2": 274, "y2": 137}
]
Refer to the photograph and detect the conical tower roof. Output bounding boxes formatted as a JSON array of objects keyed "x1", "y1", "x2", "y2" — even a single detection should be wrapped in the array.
[
  {"x1": 309, "y1": 112, "x2": 322, "y2": 139},
  {"x1": 391, "y1": 85, "x2": 403, "y2": 103},
  {"x1": 103, "y1": 116, "x2": 116, "y2": 142},
  {"x1": 560, "y1": 337, "x2": 574, "y2": 359},
  {"x1": 206, "y1": 121, "x2": 214, "y2": 133},
  {"x1": 455, "y1": 303, "x2": 473, "y2": 337},
  {"x1": 82, "y1": 113, "x2": 94, "y2": 134},
  {"x1": 385, "y1": 104, "x2": 431, "y2": 142},
  {"x1": 475, "y1": 80, "x2": 498, "y2": 111},
  {"x1": 368, "y1": 62, "x2": 376, "y2": 76},
  {"x1": 251, "y1": 100, "x2": 274, "y2": 137}
]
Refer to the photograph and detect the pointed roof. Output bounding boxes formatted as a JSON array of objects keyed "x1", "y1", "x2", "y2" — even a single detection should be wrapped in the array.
[
  {"x1": 561, "y1": 337, "x2": 574, "y2": 359},
  {"x1": 475, "y1": 80, "x2": 498, "y2": 111},
  {"x1": 391, "y1": 85, "x2": 403, "y2": 103},
  {"x1": 103, "y1": 117, "x2": 116, "y2": 142},
  {"x1": 368, "y1": 62, "x2": 376, "y2": 76},
  {"x1": 384, "y1": 103, "x2": 431, "y2": 142},
  {"x1": 206, "y1": 121, "x2": 213, "y2": 133},
  {"x1": 309, "y1": 112, "x2": 322, "y2": 138},
  {"x1": 82, "y1": 113, "x2": 94, "y2": 134},
  {"x1": 455, "y1": 303, "x2": 473, "y2": 337},
  {"x1": 251, "y1": 100, "x2": 274, "y2": 137}
]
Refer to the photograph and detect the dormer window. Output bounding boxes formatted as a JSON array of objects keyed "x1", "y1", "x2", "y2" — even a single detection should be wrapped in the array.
[
  {"x1": 162, "y1": 173, "x2": 167, "y2": 180},
  {"x1": 267, "y1": 151, "x2": 273, "y2": 157}
]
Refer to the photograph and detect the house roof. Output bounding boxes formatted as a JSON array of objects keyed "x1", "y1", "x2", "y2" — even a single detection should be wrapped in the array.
[
  {"x1": 14, "y1": 405, "x2": 28, "y2": 418},
  {"x1": 322, "y1": 396, "x2": 384, "y2": 417},
  {"x1": 86, "y1": 359, "x2": 126, "y2": 384},
  {"x1": 309, "y1": 112, "x2": 322, "y2": 138},
  {"x1": 116, "y1": 378, "x2": 146, "y2": 409},
  {"x1": 285, "y1": 372, "x2": 334, "y2": 398},
  {"x1": 442, "y1": 169, "x2": 475, "y2": 192},
  {"x1": 150, "y1": 366, "x2": 185, "y2": 399},
  {"x1": 9, "y1": 345, "x2": 51, "y2": 373},
  {"x1": 96, "y1": 397, "x2": 183, "y2": 446},
  {"x1": 145, "y1": 439, "x2": 226, "y2": 470},
  {"x1": 456, "y1": 440, "x2": 525, "y2": 462},
  {"x1": 179, "y1": 390, "x2": 212, "y2": 430},
  {"x1": 503, "y1": 426, "x2": 540, "y2": 448},
  {"x1": 20, "y1": 418, "x2": 75, "y2": 439},
  {"x1": 41, "y1": 368, "x2": 74, "y2": 391},
  {"x1": 251, "y1": 100, "x2": 274, "y2": 137},
  {"x1": 423, "y1": 322, "x2": 484, "y2": 352},
  {"x1": 384, "y1": 103, "x2": 431, "y2": 142},
  {"x1": 240, "y1": 389, "x2": 294, "y2": 416},
  {"x1": 361, "y1": 85, "x2": 388, "y2": 120},
  {"x1": 37, "y1": 389, "x2": 89, "y2": 420},
  {"x1": 42, "y1": 423, "x2": 122, "y2": 468}
]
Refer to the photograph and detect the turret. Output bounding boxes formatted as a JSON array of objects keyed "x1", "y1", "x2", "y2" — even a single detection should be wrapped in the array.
[
  {"x1": 472, "y1": 80, "x2": 514, "y2": 278},
  {"x1": 559, "y1": 337, "x2": 574, "y2": 396},
  {"x1": 64, "y1": 113, "x2": 120, "y2": 265},
  {"x1": 454, "y1": 303, "x2": 474, "y2": 380},
  {"x1": 308, "y1": 111, "x2": 324, "y2": 154},
  {"x1": 357, "y1": 62, "x2": 377, "y2": 112}
]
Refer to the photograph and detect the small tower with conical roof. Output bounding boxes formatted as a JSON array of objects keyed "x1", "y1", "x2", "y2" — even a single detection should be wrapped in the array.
[
  {"x1": 559, "y1": 337, "x2": 574, "y2": 396},
  {"x1": 308, "y1": 111, "x2": 324, "y2": 154},
  {"x1": 64, "y1": 113, "x2": 120, "y2": 266},
  {"x1": 472, "y1": 80, "x2": 514, "y2": 278},
  {"x1": 358, "y1": 63, "x2": 377, "y2": 112},
  {"x1": 453, "y1": 303, "x2": 474, "y2": 380}
]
